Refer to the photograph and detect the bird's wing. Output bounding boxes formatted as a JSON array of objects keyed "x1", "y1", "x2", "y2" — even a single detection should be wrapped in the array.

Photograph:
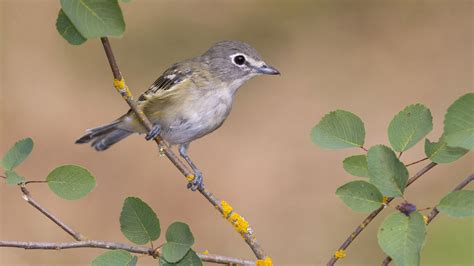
[
  {"x1": 137, "y1": 63, "x2": 193, "y2": 102},
  {"x1": 130, "y1": 62, "x2": 201, "y2": 126}
]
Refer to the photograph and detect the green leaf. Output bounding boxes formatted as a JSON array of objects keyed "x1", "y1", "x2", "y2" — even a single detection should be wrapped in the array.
[
  {"x1": 162, "y1": 222, "x2": 195, "y2": 263},
  {"x1": 444, "y1": 93, "x2": 474, "y2": 149},
  {"x1": 424, "y1": 136, "x2": 468, "y2": 164},
  {"x1": 336, "y1": 180, "x2": 383, "y2": 212},
  {"x1": 5, "y1": 170, "x2": 25, "y2": 185},
  {"x1": 342, "y1": 154, "x2": 369, "y2": 177},
  {"x1": 378, "y1": 211, "x2": 427, "y2": 266},
  {"x1": 162, "y1": 242, "x2": 192, "y2": 263},
  {"x1": 56, "y1": 9, "x2": 87, "y2": 45},
  {"x1": 311, "y1": 110, "x2": 365, "y2": 149},
  {"x1": 388, "y1": 104, "x2": 433, "y2": 152},
  {"x1": 367, "y1": 145, "x2": 408, "y2": 197},
  {"x1": 1, "y1": 138, "x2": 33, "y2": 170},
  {"x1": 46, "y1": 165, "x2": 96, "y2": 200},
  {"x1": 120, "y1": 197, "x2": 161, "y2": 245},
  {"x1": 60, "y1": 0, "x2": 125, "y2": 39},
  {"x1": 176, "y1": 250, "x2": 202, "y2": 266},
  {"x1": 166, "y1": 222, "x2": 194, "y2": 246},
  {"x1": 159, "y1": 250, "x2": 202, "y2": 266},
  {"x1": 92, "y1": 250, "x2": 137, "y2": 266},
  {"x1": 437, "y1": 190, "x2": 474, "y2": 218},
  {"x1": 159, "y1": 257, "x2": 171, "y2": 266}
]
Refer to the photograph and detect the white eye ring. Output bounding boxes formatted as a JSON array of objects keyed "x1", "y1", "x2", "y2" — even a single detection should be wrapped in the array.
[{"x1": 231, "y1": 54, "x2": 247, "y2": 66}]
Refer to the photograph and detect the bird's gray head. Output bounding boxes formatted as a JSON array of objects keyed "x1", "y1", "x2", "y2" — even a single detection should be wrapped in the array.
[{"x1": 201, "y1": 40, "x2": 280, "y2": 84}]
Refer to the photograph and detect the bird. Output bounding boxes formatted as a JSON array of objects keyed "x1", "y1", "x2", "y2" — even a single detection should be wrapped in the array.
[{"x1": 76, "y1": 40, "x2": 280, "y2": 190}]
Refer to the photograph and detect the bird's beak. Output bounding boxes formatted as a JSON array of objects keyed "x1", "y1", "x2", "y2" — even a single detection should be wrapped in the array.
[{"x1": 255, "y1": 64, "x2": 280, "y2": 75}]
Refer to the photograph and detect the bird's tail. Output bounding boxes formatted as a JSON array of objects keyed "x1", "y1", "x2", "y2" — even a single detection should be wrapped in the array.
[{"x1": 75, "y1": 120, "x2": 132, "y2": 151}]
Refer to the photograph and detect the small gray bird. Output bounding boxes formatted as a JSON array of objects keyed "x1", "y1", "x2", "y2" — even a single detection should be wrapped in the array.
[{"x1": 76, "y1": 40, "x2": 280, "y2": 190}]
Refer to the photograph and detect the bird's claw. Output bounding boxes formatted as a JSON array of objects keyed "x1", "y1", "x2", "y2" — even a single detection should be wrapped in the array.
[
  {"x1": 145, "y1": 124, "x2": 161, "y2": 141},
  {"x1": 179, "y1": 143, "x2": 204, "y2": 191},
  {"x1": 187, "y1": 171, "x2": 203, "y2": 191}
]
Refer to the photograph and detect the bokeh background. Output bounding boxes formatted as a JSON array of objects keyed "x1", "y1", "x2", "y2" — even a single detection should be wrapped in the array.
[{"x1": 1, "y1": 0, "x2": 473, "y2": 265}]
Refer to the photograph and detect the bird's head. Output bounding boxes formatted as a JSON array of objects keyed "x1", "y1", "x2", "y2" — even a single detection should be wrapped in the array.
[{"x1": 201, "y1": 40, "x2": 280, "y2": 85}]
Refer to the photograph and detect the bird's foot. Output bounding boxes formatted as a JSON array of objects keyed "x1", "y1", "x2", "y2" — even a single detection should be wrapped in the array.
[
  {"x1": 145, "y1": 124, "x2": 161, "y2": 141},
  {"x1": 179, "y1": 143, "x2": 204, "y2": 191},
  {"x1": 187, "y1": 170, "x2": 204, "y2": 191}
]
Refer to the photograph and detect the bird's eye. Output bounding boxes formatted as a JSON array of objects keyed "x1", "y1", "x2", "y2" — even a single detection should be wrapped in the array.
[{"x1": 233, "y1": 55, "x2": 246, "y2": 65}]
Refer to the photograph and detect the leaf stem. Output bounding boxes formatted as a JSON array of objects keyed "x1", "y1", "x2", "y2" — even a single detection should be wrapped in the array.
[
  {"x1": 24, "y1": 180, "x2": 48, "y2": 185},
  {"x1": 415, "y1": 207, "x2": 432, "y2": 212},
  {"x1": 381, "y1": 172, "x2": 474, "y2": 265},
  {"x1": 326, "y1": 162, "x2": 437, "y2": 265},
  {"x1": 405, "y1": 157, "x2": 429, "y2": 167}
]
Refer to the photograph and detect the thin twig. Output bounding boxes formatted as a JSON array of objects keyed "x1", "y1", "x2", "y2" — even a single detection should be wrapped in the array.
[
  {"x1": 19, "y1": 184, "x2": 86, "y2": 241},
  {"x1": 425, "y1": 172, "x2": 474, "y2": 223},
  {"x1": 24, "y1": 180, "x2": 48, "y2": 185},
  {"x1": 326, "y1": 162, "x2": 437, "y2": 265},
  {"x1": 406, "y1": 162, "x2": 437, "y2": 186},
  {"x1": 405, "y1": 157, "x2": 429, "y2": 167},
  {"x1": 0, "y1": 240, "x2": 256, "y2": 266},
  {"x1": 99, "y1": 37, "x2": 265, "y2": 259},
  {"x1": 381, "y1": 172, "x2": 474, "y2": 266}
]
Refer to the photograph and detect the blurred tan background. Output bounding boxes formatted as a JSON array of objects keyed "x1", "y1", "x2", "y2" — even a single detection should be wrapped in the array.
[{"x1": 1, "y1": 0, "x2": 473, "y2": 265}]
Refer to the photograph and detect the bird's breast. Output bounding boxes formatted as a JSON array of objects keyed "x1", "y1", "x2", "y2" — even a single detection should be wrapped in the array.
[{"x1": 160, "y1": 88, "x2": 235, "y2": 144}]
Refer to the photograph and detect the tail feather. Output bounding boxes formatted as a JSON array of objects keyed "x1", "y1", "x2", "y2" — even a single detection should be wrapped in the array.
[{"x1": 76, "y1": 121, "x2": 132, "y2": 151}]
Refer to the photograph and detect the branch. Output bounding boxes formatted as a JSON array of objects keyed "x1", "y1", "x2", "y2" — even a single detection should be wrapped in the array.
[
  {"x1": 405, "y1": 157, "x2": 428, "y2": 167},
  {"x1": 99, "y1": 37, "x2": 266, "y2": 259},
  {"x1": 381, "y1": 172, "x2": 474, "y2": 265},
  {"x1": 4, "y1": 183, "x2": 256, "y2": 265},
  {"x1": 326, "y1": 162, "x2": 437, "y2": 265},
  {"x1": 0, "y1": 240, "x2": 256, "y2": 266},
  {"x1": 19, "y1": 184, "x2": 85, "y2": 241}
]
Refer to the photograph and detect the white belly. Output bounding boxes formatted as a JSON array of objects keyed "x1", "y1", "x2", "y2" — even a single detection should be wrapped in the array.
[{"x1": 161, "y1": 89, "x2": 234, "y2": 144}]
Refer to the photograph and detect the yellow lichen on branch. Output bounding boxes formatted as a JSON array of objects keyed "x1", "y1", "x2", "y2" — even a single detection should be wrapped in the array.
[
  {"x1": 186, "y1": 174, "x2": 195, "y2": 182},
  {"x1": 256, "y1": 256, "x2": 273, "y2": 266},
  {"x1": 228, "y1": 212, "x2": 249, "y2": 235},
  {"x1": 113, "y1": 78, "x2": 132, "y2": 98},
  {"x1": 220, "y1": 200, "x2": 249, "y2": 235},
  {"x1": 334, "y1": 249, "x2": 346, "y2": 259},
  {"x1": 221, "y1": 200, "x2": 233, "y2": 217},
  {"x1": 423, "y1": 215, "x2": 429, "y2": 224}
]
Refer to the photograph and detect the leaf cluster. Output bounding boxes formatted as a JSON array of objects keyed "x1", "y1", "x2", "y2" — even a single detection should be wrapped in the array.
[
  {"x1": 1, "y1": 139, "x2": 201, "y2": 265},
  {"x1": 1, "y1": 138, "x2": 96, "y2": 198},
  {"x1": 116, "y1": 197, "x2": 201, "y2": 265},
  {"x1": 92, "y1": 197, "x2": 201, "y2": 266},
  {"x1": 311, "y1": 93, "x2": 473, "y2": 265}
]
